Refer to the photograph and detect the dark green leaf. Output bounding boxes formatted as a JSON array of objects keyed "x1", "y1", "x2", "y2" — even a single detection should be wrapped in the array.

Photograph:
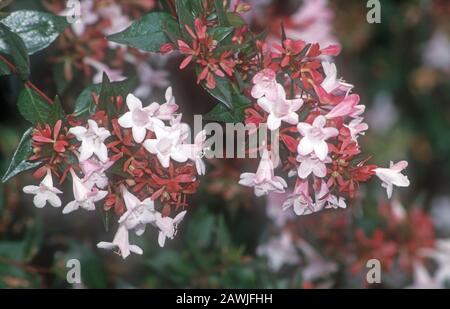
[
  {"x1": 0, "y1": 24, "x2": 29, "y2": 80},
  {"x1": 202, "y1": 75, "x2": 233, "y2": 108},
  {"x1": 204, "y1": 93, "x2": 250, "y2": 123},
  {"x1": 214, "y1": 0, "x2": 230, "y2": 26},
  {"x1": 98, "y1": 74, "x2": 136, "y2": 119},
  {"x1": 73, "y1": 83, "x2": 102, "y2": 117},
  {"x1": 2, "y1": 128, "x2": 41, "y2": 183},
  {"x1": 227, "y1": 12, "x2": 246, "y2": 27},
  {"x1": 208, "y1": 26, "x2": 234, "y2": 43},
  {"x1": 17, "y1": 85, "x2": 51, "y2": 124},
  {"x1": 0, "y1": 10, "x2": 69, "y2": 55},
  {"x1": 107, "y1": 12, "x2": 179, "y2": 52},
  {"x1": 175, "y1": 0, "x2": 196, "y2": 37}
]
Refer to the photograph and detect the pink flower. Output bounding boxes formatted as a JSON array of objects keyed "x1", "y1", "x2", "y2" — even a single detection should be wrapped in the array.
[
  {"x1": 154, "y1": 211, "x2": 187, "y2": 247},
  {"x1": 69, "y1": 120, "x2": 111, "y2": 163},
  {"x1": 282, "y1": 180, "x2": 316, "y2": 215},
  {"x1": 321, "y1": 61, "x2": 353, "y2": 95},
  {"x1": 179, "y1": 130, "x2": 207, "y2": 175},
  {"x1": 97, "y1": 225, "x2": 143, "y2": 259},
  {"x1": 296, "y1": 154, "x2": 331, "y2": 179},
  {"x1": 118, "y1": 93, "x2": 164, "y2": 143},
  {"x1": 84, "y1": 57, "x2": 125, "y2": 84},
  {"x1": 375, "y1": 161, "x2": 410, "y2": 199},
  {"x1": 325, "y1": 94, "x2": 360, "y2": 119},
  {"x1": 62, "y1": 169, "x2": 108, "y2": 214},
  {"x1": 118, "y1": 186, "x2": 155, "y2": 235},
  {"x1": 23, "y1": 169, "x2": 62, "y2": 208},
  {"x1": 345, "y1": 118, "x2": 369, "y2": 142},
  {"x1": 251, "y1": 68, "x2": 279, "y2": 101},
  {"x1": 239, "y1": 149, "x2": 287, "y2": 197},
  {"x1": 79, "y1": 157, "x2": 115, "y2": 189},
  {"x1": 297, "y1": 115, "x2": 338, "y2": 160},
  {"x1": 315, "y1": 180, "x2": 346, "y2": 209},
  {"x1": 257, "y1": 84, "x2": 303, "y2": 131}
]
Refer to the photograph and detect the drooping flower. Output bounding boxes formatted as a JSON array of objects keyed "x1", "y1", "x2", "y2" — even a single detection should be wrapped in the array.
[
  {"x1": 374, "y1": 161, "x2": 410, "y2": 199},
  {"x1": 296, "y1": 154, "x2": 331, "y2": 179},
  {"x1": 143, "y1": 124, "x2": 188, "y2": 168},
  {"x1": 118, "y1": 93, "x2": 164, "y2": 143},
  {"x1": 69, "y1": 119, "x2": 111, "y2": 163},
  {"x1": 283, "y1": 180, "x2": 316, "y2": 216},
  {"x1": 345, "y1": 118, "x2": 369, "y2": 142},
  {"x1": 251, "y1": 68, "x2": 279, "y2": 100},
  {"x1": 154, "y1": 211, "x2": 187, "y2": 247},
  {"x1": 239, "y1": 149, "x2": 287, "y2": 197},
  {"x1": 23, "y1": 169, "x2": 62, "y2": 208},
  {"x1": 97, "y1": 225, "x2": 143, "y2": 259},
  {"x1": 257, "y1": 83, "x2": 303, "y2": 131},
  {"x1": 297, "y1": 115, "x2": 338, "y2": 161},
  {"x1": 118, "y1": 186, "x2": 155, "y2": 236},
  {"x1": 84, "y1": 57, "x2": 126, "y2": 84},
  {"x1": 62, "y1": 169, "x2": 108, "y2": 214},
  {"x1": 321, "y1": 61, "x2": 353, "y2": 95}
]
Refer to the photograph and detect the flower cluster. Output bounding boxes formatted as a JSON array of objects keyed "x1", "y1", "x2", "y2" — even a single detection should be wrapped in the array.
[
  {"x1": 239, "y1": 39, "x2": 410, "y2": 216},
  {"x1": 23, "y1": 87, "x2": 205, "y2": 258}
]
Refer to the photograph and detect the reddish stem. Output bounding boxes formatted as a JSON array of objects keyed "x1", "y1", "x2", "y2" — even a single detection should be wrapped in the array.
[{"x1": 0, "y1": 54, "x2": 54, "y2": 105}]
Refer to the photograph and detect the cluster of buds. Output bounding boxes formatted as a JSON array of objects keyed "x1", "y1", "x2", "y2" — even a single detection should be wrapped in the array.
[
  {"x1": 239, "y1": 36, "x2": 410, "y2": 216},
  {"x1": 23, "y1": 87, "x2": 205, "y2": 258}
]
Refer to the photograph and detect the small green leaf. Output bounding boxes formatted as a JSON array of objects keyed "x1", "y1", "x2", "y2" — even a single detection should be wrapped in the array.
[
  {"x1": 214, "y1": 0, "x2": 230, "y2": 26},
  {"x1": 107, "y1": 12, "x2": 180, "y2": 52},
  {"x1": 204, "y1": 93, "x2": 250, "y2": 123},
  {"x1": 227, "y1": 12, "x2": 246, "y2": 27},
  {"x1": 0, "y1": 10, "x2": 69, "y2": 55},
  {"x1": 0, "y1": 24, "x2": 29, "y2": 80},
  {"x1": 2, "y1": 128, "x2": 41, "y2": 183},
  {"x1": 208, "y1": 26, "x2": 234, "y2": 43},
  {"x1": 98, "y1": 74, "x2": 136, "y2": 119},
  {"x1": 17, "y1": 85, "x2": 51, "y2": 125},
  {"x1": 175, "y1": 0, "x2": 195, "y2": 37},
  {"x1": 73, "y1": 83, "x2": 102, "y2": 117}
]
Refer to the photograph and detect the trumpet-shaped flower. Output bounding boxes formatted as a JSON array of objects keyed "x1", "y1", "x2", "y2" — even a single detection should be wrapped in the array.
[
  {"x1": 321, "y1": 61, "x2": 353, "y2": 95},
  {"x1": 118, "y1": 186, "x2": 155, "y2": 235},
  {"x1": 97, "y1": 225, "x2": 143, "y2": 259},
  {"x1": 179, "y1": 130, "x2": 207, "y2": 175},
  {"x1": 251, "y1": 69, "x2": 279, "y2": 101},
  {"x1": 374, "y1": 161, "x2": 410, "y2": 199},
  {"x1": 69, "y1": 120, "x2": 111, "y2": 163},
  {"x1": 239, "y1": 150, "x2": 287, "y2": 197},
  {"x1": 62, "y1": 169, "x2": 108, "y2": 214},
  {"x1": 257, "y1": 84, "x2": 303, "y2": 131},
  {"x1": 297, "y1": 115, "x2": 338, "y2": 161},
  {"x1": 23, "y1": 169, "x2": 62, "y2": 208},
  {"x1": 154, "y1": 211, "x2": 187, "y2": 247},
  {"x1": 143, "y1": 124, "x2": 188, "y2": 168},
  {"x1": 296, "y1": 154, "x2": 331, "y2": 179}
]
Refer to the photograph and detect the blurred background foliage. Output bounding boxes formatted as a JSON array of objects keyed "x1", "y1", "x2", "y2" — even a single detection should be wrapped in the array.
[{"x1": 1, "y1": 0, "x2": 450, "y2": 288}]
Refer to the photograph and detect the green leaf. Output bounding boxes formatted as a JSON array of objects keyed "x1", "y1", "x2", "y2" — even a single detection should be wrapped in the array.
[
  {"x1": 175, "y1": 0, "x2": 196, "y2": 37},
  {"x1": 0, "y1": 10, "x2": 69, "y2": 55},
  {"x1": 2, "y1": 128, "x2": 41, "y2": 183},
  {"x1": 214, "y1": 0, "x2": 230, "y2": 26},
  {"x1": 204, "y1": 93, "x2": 250, "y2": 123},
  {"x1": 107, "y1": 12, "x2": 179, "y2": 52},
  {"x1": 46, "y1": 96, "x2": 65, "y2": 126},
  {"x1": 73, "y1": 83, "x2": 102, "y2": 117},
  {"x1": 0, "y1": 24, "x2": 29, "y2": 80},
  {"x1": 0, "y1": 58, "x2": 10, "y2": 75},
  {"x1": 227, "y1": 12, "x2": 246, "y2": 27},
  {"x1": 17, "y1": 85, "x2": 51, "y2": 125},
  {"x1": 208, "y1": 26, "x2": 234, "y2": 43},
  {"x1": 98, "y1": 74, "x2": 136, "y2": 118}
]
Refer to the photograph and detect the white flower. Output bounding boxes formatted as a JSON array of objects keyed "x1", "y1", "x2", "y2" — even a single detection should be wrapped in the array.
[
  {"x1": 239, "y1": 149, "x2": 287, "y2": 197},
  {"x1": 251, "y1": 68, "x2": 279, "y2": 101},
  {"x1": 321, "y1": 61, "x2": 353, "y2": 95},
  {"x1": 296, "y1": 154, "x2": 331, "y2": 179},
  {"x1": 282, "y1": 180, "x2": 317, "y2": 216},
  {"x1": 97, "y1": 225, "x2": 143, "y2": 259},
  {"x1": 314, "y1": 180, "x2": 347, "y2": 210},
  {"x1": 406, "y1": 262, "x2": 442, "y2": 289},
  {"x1": 62, "y1": 169, "x2": 108, "y2": 214},
  {"x1": 374, "y1": 161, "x2": 410, "y2": 199},
  {"x1": 154, "y1": 211, "x2": 187, "y2": 247},
  {"x1": 79, "y1": 157, "x2": 114, "y2": 189},
  {"x1": 143, "y1": 124, "x2": 188, "y2": 168},
  {"x1": 69, "y1": 119, "x2": 111, "y2": 163},
  {"x1": 297, "y1": 115, "x2": 338, "y2": 161},
  {"x1": 257, "y1": 83, "x2": 303, "y2": 131},
  {"x1": 345, "y1": 118, "x2": 368, "y2": 143},
  {"x1": 420, "y1": 239, "x2": 450, "y2": 286},
  {"x1": 84, "y1": 57, "x2": 126, "y2": 84},
  {"x1": 118, "y1": 94, "x2": 164, "y2": 143},
  {"x1": 118, "y1": 186, "x2": 155, "y2": 236},
  {"x1": 23, "y1": 169, "x2": 62, "y2": 208},
  {"x1": 257, "y1": 232, "x2": 300, "y2": 271}
]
